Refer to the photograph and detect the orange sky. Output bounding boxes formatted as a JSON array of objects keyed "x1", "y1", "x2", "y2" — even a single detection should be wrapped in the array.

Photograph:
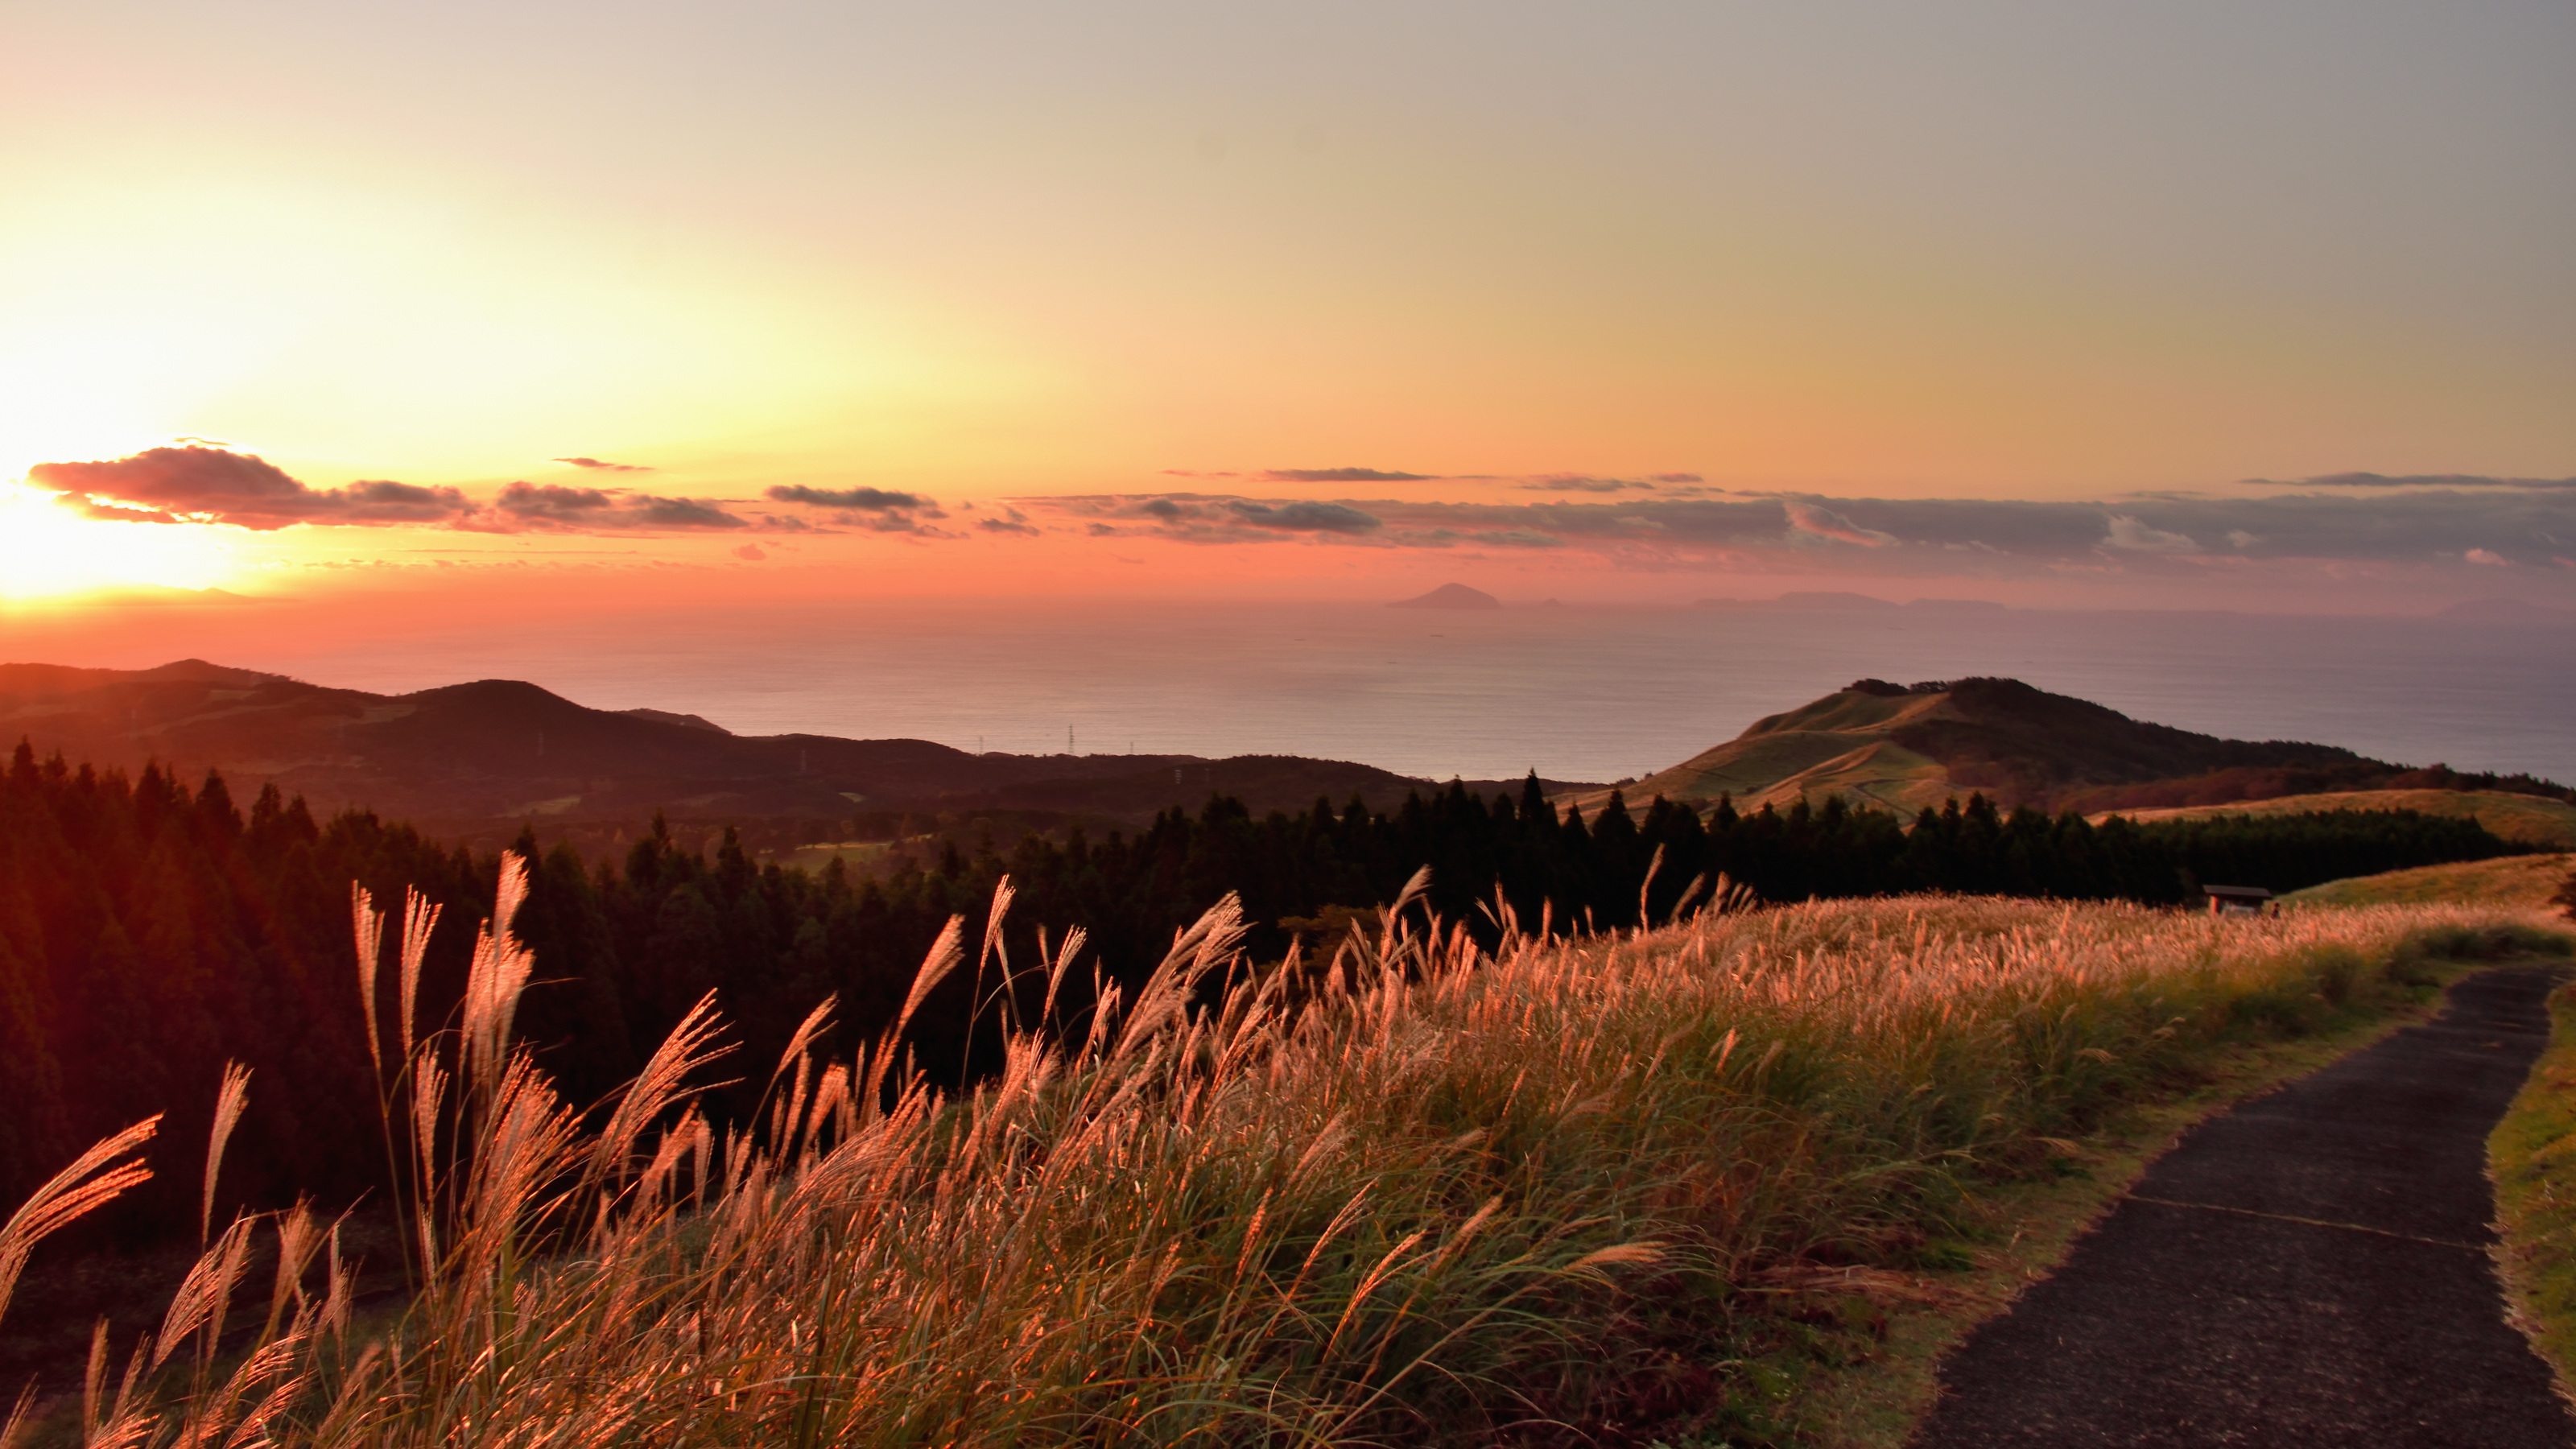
[{"x1": 2, "y1": 1, "x2": 2570, "y2": 616}]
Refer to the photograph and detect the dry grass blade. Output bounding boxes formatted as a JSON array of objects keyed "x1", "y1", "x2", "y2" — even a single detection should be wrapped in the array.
[
  {"x1": 870, "y1": 916, "x2": 967, "y2": 1108},
  {"x1": 1375, "y1": 865, "x2": 1435, "y2": 963},
  {"x1": 774, "y1": 993, "x2": 838, "y2": 1086},
  {"x1": 896, "y1": 915, "x2": 965, "y2": 1039},
  {"x1": 592, "y1": 991, "x2": 730, "y2": 1190},
  {"x1": 489, "y1": 848, "x2": 530, "y2": 939},
  {"x1": 1112, "y1": 893, "x2": 1245, "y2": 1061},
  {"x1": 459, "y1": 1057, "x2": 583, "y2": 1282},
  {"x1": 980, "y1": 876, "x2": 1018, "y2": 1001},
  {"x1": 351, "y1": 886, "x2": 386, "y2": 1079},
  {"x1": 396, "y1": 886, "x2": 440, "y2": 1061},
  {"x1": 154, "y1": 1216, "x2": 254, "y2": 1370},
  {"x1": 264, "y1": 1203, "x2": 325, "y2": 1342},
  {"x1": 1042, "y1": 923, "x2": 1088, "y2": 1024},
  {"x1": 82, "y1": 1317, "x2": 109, "y2": 1438},
  {"x1": 0, "y1": 1381, "x2": 35, "y2": 1449},
  {"x1": 460, "y1": 852, "x2": 537, "y2": 1100},
  {"x1": 0, "y1": 1115, "x2": 157, "y2": 1330},
  {"x1": 201, "y1": 1061, "x2": 250, "y2": 1248},
  {"x1": 1565, "y1": 1241, "x2": 1666, "y2": 1279},
  {"x1": 320, "y1": 1224, "x2": 352, "y2": 1342}
]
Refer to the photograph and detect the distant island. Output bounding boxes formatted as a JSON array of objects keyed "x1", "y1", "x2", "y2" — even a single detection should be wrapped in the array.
[{"x1": 1389, "y1": 582, "x2": 1500, "y2": 609}]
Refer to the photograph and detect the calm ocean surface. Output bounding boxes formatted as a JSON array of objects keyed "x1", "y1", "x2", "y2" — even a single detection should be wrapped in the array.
[{"x1": 212, "y1": 601, "x2": 2575, "y2": 788}]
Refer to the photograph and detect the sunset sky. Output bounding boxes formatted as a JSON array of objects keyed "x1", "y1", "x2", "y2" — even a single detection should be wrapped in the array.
[{"x1": 2, "y1": 0, "x2": 2570, "y2": 614}]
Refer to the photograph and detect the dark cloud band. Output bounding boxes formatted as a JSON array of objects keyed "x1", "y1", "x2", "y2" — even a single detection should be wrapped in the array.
[
  {"x1": 26, "y1": 447, "x2": 755, "y2": 534},
  {"x1": 1011, "y1": 486, "x2": 2575, "y2": 572},
  {"x1": 766, "y1": 485, "x2": 932, "y2": 511},
  {"x1": 1258, "y1": 467, "x2": 1430, "y2": 482},
  {"x1": 26, "y1": 447, "x2": 468, "y2": 530},
  {"x1": 2249, "y1": 472, "x2": 2576, "y2": 490}
]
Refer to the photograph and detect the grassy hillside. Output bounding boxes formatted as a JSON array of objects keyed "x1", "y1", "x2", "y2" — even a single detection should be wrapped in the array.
[
  {"x1": 9, "y1": 868, "x2": 2553, "y2": 1447},
  {"x1": 2281, "y1": 852, "x2": 2574, "y2": 909},
  {"x1": 2103, "y1": 788, "x2": 2576, "y2": 849},
  {"x1": 1617, "y1": 684, "x2": 1966, "y2": 813},
  {"x1": 1606, "y1": 676, "x2": 2566, "y2": 819}
]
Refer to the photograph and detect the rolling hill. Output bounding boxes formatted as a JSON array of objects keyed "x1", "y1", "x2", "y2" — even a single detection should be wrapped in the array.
[
  {"x1": 2098, "y1": 789, "x2": 2576, "y2": 850},
  {"x1": 0, "y1": 659, "x2": 1596, "y2": 852},
  {"x1": 2281, "y1": 854, "x2": 2574, "y2": 909},
  {"x1": 1612, "y1": 676, "x2": 2569, "y2": 816}
]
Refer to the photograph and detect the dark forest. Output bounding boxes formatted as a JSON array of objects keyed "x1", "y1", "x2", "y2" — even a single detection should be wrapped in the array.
[{"x1": 0, "y1": 741, "x2": 2520, "y2": 1242}]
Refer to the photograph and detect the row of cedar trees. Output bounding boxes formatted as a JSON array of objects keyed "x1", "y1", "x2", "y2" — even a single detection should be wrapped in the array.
[{"x1": 0, "y1": 742, "x2": 2523, "y2": 1244}]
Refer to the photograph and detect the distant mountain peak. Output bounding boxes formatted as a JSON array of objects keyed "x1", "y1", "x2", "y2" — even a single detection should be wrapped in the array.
[
  {"x1": 1613, "y1": 675, "x2": 2417, "y2": 816},
  {"x1": 622, "y1": 708, "x2": 732, "y2": 735},
  {"x1": 138, "y1": 658, "x2": 281, "y2": 685},
  {"x1": 1389, "y1": 583, "x2": 1500, "y2": 609}
]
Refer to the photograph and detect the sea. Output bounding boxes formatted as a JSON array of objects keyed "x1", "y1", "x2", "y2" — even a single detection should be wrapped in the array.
[{"x1": 42, "y1": 597, "x2": 2566, "y2": 789}]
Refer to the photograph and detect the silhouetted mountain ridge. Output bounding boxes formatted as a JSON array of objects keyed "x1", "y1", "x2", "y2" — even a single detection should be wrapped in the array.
[{"x1": 0, "y1": 660, "x2": 1596, "y2": 844}]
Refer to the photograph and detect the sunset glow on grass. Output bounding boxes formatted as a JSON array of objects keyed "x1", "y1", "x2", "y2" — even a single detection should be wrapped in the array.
[
  {"x1": 6, "y1": 859, "x2": 2554, "y2": 1445},
  {"x1": 0, "y1": 5, "x2": 2569, "y2": 1443}
]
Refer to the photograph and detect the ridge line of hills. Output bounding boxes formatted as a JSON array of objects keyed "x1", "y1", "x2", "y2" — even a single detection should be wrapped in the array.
[
  {"x1": 1612, "y1": 675, "x2": 2570, "y2": 819},
  {"x1": 3, "y1": 659, "x2": 2566, "y2": 863},
  {"x1": 0, "y1": 658, "x2": 1601, "y2": 857}
]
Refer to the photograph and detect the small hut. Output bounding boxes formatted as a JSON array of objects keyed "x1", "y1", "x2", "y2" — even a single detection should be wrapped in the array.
[{"x1": 2202, "y1": 884, "x2": 2273, "y2": 915}]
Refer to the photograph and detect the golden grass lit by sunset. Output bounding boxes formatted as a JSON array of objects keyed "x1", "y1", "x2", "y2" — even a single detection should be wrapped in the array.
[
  {"x1": 3, "y1": 857, "x2": 2555, "y2": 1446},
  {"x1": 2, "y1": 2, "x2": 2570, "y2": 1441}
]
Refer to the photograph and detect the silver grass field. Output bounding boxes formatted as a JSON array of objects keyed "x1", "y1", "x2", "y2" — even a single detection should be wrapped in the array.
[{"x1": 0, "y1": 857, "x2": 2551, "y2": 1446}]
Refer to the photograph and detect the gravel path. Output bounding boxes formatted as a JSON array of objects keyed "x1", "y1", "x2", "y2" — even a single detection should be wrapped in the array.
[{"x1": 1913, "y1": 964, "x2": 2575, "y2": 1448}]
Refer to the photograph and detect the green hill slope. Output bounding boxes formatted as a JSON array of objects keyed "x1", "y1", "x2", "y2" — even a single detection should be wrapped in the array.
[
  {"x1": 2281, "y1": 853, "x2": 2574, "y2": 908},
  {"x1": 1611, "y1": 676, "x2": 2516, "y2": 815},
  {"x1": 2102, "y1": 790, "x2": 2576, "y2": 850}
]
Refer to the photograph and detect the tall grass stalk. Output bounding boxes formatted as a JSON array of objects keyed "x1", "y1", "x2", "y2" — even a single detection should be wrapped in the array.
[{"x1": 4, "y1": 863, "x2": 2544, "y2": 1446}]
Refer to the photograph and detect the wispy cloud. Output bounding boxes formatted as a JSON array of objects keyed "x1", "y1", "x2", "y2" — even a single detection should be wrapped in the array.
[
  {"x1": 1008, "y1": 485, "x2": 2576, "y2": 575},
  {"x1": 1518, "y1": 476, "x2": 1653, "y2": 493},
  {"x1": 554, "y1": 456, "x2": 654, "y2": 472},
  {"x1": 1033, "y1": 493, "x2": 1396, "y2": 543},
  {"x1": 977, "y1": 506, "x2": 1041, "y2": 537},
  {"x1": 21, "y1": 444, "x2": 803, "y2": 535},
  {"x1": 2101, "y1": 514, "x2": 2198, "y2": 551},
  {"x1": 1258, "y1": 467, "x2": 1430, "y2": 482},
  {"x1": 2248, "y1": 472, "x2": 2576, "y2": 490},
  {"x1": 26, "y1": 447, "x2": 468, "y2": 529},
  {"x1": 1225, "y1": 499, "x2": 1381, "y2": 533},
  {"x1": 759, "y1": 483, "x2": 951, "y2": 534},
  {"x1": 766, "y1": 485, "x2": 932, "y2": 510},
  {"x1": 1784, "y1": 501, "x2": 1898, "y2": 547},
  {"x1": 455, "y1": 481, "x2": 753, "y2": 532}
]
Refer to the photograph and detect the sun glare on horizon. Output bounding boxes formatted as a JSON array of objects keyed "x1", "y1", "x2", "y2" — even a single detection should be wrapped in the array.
[{"x1": 0, "y1": 482, "x2": 237, "y2": 599}]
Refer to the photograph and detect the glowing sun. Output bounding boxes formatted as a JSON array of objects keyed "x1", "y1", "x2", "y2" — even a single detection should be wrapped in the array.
[{"x1": 0, "y1": 483, "x2": 237, "y2": 599}]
